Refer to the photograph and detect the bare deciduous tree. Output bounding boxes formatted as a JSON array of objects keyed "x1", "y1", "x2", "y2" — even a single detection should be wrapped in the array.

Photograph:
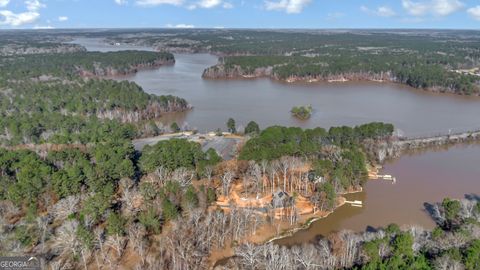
[
  {"x1": 172, "y1": 167, "x2": 195, "y2": 187},
  {"x1": 51, "y1": 220, "x2": 81, "y2": 265},
  {"x1": 106, "y1": 234, "x2": 126, "y2": 258},
  {"x1": 221, "y1": 169, "x2": 234, "y2": 197},
  {"x1": 121, "y1": 187, "x2": 141, "y2": 217},
  {"x1": 128, "y1": 223, "x2": 148, "y2": 266},
  {"x1": 236, "y1": 242, "x2": 262, "y2": 269},
  {"x1": 48, "y1": 195, "x2": 80, "y2": 221},
  {"x1": 204, "y1": 165, "x2": 214, "y2": 184}
]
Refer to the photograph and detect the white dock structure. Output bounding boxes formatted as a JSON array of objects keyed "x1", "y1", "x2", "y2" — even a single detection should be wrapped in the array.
[
  {"x1": 345, "y1": 200, "x2": 363, "y2": 207},
  {"x1": 377, "y1": 174, "x2": 396, "y2": 183}
]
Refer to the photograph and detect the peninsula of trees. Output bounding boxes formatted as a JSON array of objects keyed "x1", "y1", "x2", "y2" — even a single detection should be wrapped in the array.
[
  {"x1": 203, "y1": 54, "x2": 479, "y2": 95},
  {"x1": 0, "y1": 50, "x2": 188, "y2": 146}
]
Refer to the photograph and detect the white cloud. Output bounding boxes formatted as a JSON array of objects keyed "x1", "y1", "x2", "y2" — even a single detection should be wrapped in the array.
[
  {"x1": 433, "y1": 0, "x2": 463, "y2": 15},
  {"x1": 361, "y1": 5, "x2": 396, "y2": 17},
  {"x1": 467, "y1": 6, "x2": 480, "y2": 20},
  {"x1": 402, "y1": 0, "x2": 463, "y2": 16},
  {"x1": 58, "y1": 16, "x2": 68, "y2": 22},
  {"x1": 264, "y1": 0, "x2": 311, "y2": 14},
  {"x1": 26, "y1": 0, "x2": 45, "y2": 11},
  {"x1": 0, "y1": 0, "x2": 45, "y2": 27},
  {"x1": 401, "y1": 0, "x2": 428, "y2": 16},
  {"x1": 136, "y1": 0, "x2": 184, "y2": 6},
  {"x1": 114, "y1": 0, "x2": 128, "y2": 5},
  {"x1": 166, "y1": 23, "x2": 195, "y2": 28},
  {"x1": 0, "y1": 10, "x2": 39, "y2": 26},
  {"x1": 187, "y1": 0, "x2": 232, "y2": 10},
  {"x1": 135, "y1": 0, "x2": 232, "y2": 9},
  {"x1": 198, "y1": 0, "x2": 221, "y2": 8},
  {"x1": 33, "y1": 24, "x2": 53, "y2": 29},
  {"x1": 377, "y1": 6, "x2": 396, "y2": 17},
  {"x1": 0, "y1": 0, "x2": 9, "y2": 7}
]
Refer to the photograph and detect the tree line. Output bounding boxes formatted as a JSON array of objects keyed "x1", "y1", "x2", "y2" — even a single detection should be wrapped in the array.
[
  {"x1": 239, "y1": 122, "x2": 394, "y2": 161},
  {"x1": 0, "y1": 50, "x2": 174, "y2": 79}
]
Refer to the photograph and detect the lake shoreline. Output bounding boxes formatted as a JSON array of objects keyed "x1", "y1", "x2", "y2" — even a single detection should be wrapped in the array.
[
  {"x1": 265, "y1": 187, "x2": 364, "y2": 244},
  {"x1": 202, "y1": 72, "x2": 480, "y2": 98},
  {"x1": 209, "y1": 186, "x2": 363, "y2": 269}
]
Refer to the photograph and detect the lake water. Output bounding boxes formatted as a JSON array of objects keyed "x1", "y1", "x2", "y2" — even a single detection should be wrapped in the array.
[
  {"x1": 126, "y1": 53, "x2": 480, "y2": 137},
  {"x1": 76, "y1": 38, "x2": 480, "y2": 243}
]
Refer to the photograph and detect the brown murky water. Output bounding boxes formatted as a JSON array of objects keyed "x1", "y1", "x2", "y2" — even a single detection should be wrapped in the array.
[
  {"x1": 277, "y1": 143, "x2": 480, "y2": 245},
  {"x1": 77, "y1": 39, "x2": 480, "y2": 243},
  {"x1": 126, "y1": 53, "x2": 480, "y2": 137}
]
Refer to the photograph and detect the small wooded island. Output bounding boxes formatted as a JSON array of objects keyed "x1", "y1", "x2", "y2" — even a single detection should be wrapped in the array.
[{"x1": 291, "y1": 105, "x2": 313, "y2": 120}]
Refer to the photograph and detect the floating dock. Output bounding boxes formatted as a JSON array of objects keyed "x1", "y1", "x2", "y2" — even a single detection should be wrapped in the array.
[
  {"x1": 377, "y1": 174, "x2": 396, "y2": 183},
  {"x1": 369, "y1": 173, "x2": 397, "y2": 184},
  {"x1": 345, "y1": 200, "x2": 363, "y2": 207}
]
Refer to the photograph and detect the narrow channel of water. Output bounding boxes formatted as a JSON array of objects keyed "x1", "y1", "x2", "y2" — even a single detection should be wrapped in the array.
[{"x1": 276, "y1": 143, "x2": 480, "y2": 245}]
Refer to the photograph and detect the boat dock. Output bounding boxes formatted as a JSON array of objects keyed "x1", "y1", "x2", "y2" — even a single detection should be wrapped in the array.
[
  {"x1": 369, "y1": 171, "x2": 397, "y2": 184},
  {"x1": 376, "y1": 174, "x2": 396, "y2": 183},
  {"x1": 345, "y1": 200, "x2": 363, "y2": 207}
]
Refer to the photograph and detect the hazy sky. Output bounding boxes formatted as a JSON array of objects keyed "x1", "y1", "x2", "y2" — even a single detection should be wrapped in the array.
[{"x1": 0, "y1": 0, "x2": 479, "y2": 29}]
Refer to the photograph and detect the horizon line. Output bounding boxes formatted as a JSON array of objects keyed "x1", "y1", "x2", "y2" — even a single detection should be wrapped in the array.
[{"x1": 0, "y1": 27, "x2": 479, "y2": 31}]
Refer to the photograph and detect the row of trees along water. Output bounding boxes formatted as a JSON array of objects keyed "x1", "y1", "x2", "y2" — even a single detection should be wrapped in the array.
[{"x1": 219, "y1": 55, "x2": 479, "y2": 95}]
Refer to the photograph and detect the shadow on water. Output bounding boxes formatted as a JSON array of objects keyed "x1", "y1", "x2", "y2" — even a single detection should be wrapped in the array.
[
  {"x1": 365, "y1": 225, "x2": 379, "y2": 233},
  {"x1": 423, "y1": 202, "x2": 437, "y2": 216},
  {"x1": 465, "y1": 193, "x2": 480, "y2": 201}
]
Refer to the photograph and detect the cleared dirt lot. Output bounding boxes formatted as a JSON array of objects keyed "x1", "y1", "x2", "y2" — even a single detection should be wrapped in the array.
[{"x1": 132, "y1": 132, "x2": 244, "y2": 160}]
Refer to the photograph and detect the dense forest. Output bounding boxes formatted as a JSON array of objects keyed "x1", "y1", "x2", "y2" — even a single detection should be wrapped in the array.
[
  {"x1": 204, "y1": 54, "x2": 479, "y2": 95},
  {"x1": 0, "y1": 50, "x2": 174, "y2": 78},
  {"x1": 240, "y1": 122, "x2": 394, "y2": 161},
  {"x1": 239, "y1": 123, "x2": 393, "y2": 194},
  {"x1": 0, "y1": 48, "x2": 188, "y2": 146},
  {"x1": 0, "y1": 42, "x2": 85, "y2": 56}
]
